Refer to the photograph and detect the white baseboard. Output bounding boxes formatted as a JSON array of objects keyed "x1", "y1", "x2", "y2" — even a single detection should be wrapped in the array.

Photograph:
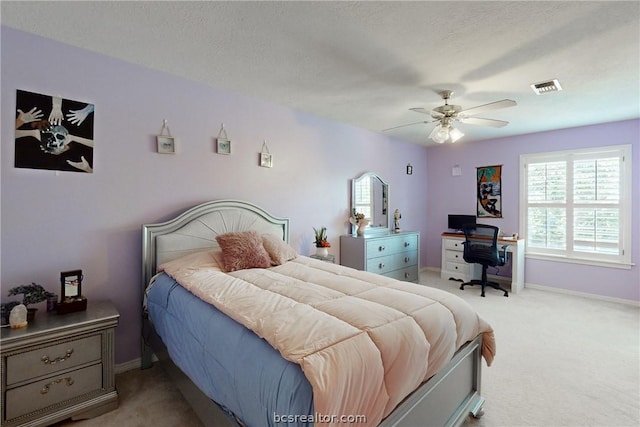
[
  {"x1": 116, "y1": 354, "x2": 159, "y2": 374},
  {"x1": 524, "y1": 282, "x2": 640, "y2": 307},
  {"x1": 422, "y1": 266, "x2": 639, "y2": 307},
  {"x1": 115, "y1": 358, "x2": 141, "y2": 374}
]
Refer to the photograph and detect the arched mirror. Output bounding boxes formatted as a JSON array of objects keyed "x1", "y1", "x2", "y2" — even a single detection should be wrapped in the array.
[{"x1": 351, "y1": 172, "x2": 389, "y2": 234}]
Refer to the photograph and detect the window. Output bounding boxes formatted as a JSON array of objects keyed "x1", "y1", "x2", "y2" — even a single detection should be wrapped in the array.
[
  {"x1": 353, "y1": 175, "x2": 372, "y2": 220},
  {"x1": 520, "y1": 144, "x2": 632, "y2": 268}
]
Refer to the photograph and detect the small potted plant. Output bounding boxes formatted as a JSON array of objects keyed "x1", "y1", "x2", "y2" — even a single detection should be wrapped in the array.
[
  {"x1": 313, "y1": 227, "x2": 331, "y2": 257},
  {"x1": 6, "y1": 282, "x2": 55, "y2": 321}
]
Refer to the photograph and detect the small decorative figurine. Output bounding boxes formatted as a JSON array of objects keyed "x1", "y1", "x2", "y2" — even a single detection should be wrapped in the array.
[{"x1": 394, "y1": 209, "x2": 402, "y2": 232}]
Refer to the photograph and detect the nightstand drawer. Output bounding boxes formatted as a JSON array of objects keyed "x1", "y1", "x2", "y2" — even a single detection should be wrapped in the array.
[
  {"x1": 5, "y1": 363, "x2": 102, "y2": 421},
  {"x1": 6, "y1": 335, "x2": 101, "y2": 385}
]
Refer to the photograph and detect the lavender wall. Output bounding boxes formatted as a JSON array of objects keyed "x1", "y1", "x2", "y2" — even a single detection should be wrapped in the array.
[
  {"x1": 1, "y1": 27, "x2": 428, "y2": 363},
  {"x1": 425, "y1": 120, "x2": 640, "y2": 301},
  {"x1": 2, "y1": 27, "x2": 638, "y2": 367}
]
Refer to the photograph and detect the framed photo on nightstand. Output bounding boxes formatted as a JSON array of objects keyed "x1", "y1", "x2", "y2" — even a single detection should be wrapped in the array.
[{"x1": 60, "y1": 269, "x2": 83, "y2": 301}]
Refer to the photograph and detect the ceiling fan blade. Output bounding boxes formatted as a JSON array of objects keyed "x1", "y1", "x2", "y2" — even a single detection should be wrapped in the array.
[
  {"x1": 409, "y1": 107, "x2": 431, "y2": 115},
  {"x1": 459, "y1": 99, "x2": 517, "y2": 116},
  {"x1": 382, "y1": 120, "x2": 435, "y2": 132},
  {"x1": 459, "y1": 117, "x2": 509, "y2": 128}
]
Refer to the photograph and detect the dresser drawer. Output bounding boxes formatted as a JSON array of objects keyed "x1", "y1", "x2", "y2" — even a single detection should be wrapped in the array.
[
  {"x1": 367, "y1": 251, "x2": 417, "y2": 274},
  {"x1": 6, "y1": 335, "x2": 101, "y2": 386},
  {"x1": 366, "y1": 234, "x2": 418, "y2": 257},
  {"x1": 443, "y1": 239, "x2": 465, "y2": 251},
  {"x1": 382, "y1": 266, "x2": 418, "y2": 282},
  {"x1": 5, "y1": 363, "x2": 102, "y2": 421}
]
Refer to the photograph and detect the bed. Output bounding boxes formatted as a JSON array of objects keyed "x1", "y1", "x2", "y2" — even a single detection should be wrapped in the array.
[{"x1": 141, "y1": 200, "x2": 493, "y2": 426}]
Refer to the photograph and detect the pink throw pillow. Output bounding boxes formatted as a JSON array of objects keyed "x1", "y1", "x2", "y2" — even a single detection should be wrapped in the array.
[
  {"x1": 262, "y1": 234, "x2": 297, "y2": 265},
  {"x1": 215, "y1": 230, "x2": 272, "y2": 272}
]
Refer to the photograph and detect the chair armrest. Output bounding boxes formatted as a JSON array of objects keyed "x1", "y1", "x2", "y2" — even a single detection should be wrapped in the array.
[{"x1": 499, "y1": 245, "x2": 509, "y2": 265}]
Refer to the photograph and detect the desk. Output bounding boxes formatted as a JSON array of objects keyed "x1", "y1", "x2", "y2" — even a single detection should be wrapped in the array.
[{"x1": 440, "y1": 233, "x2": 525, "y2": 294}]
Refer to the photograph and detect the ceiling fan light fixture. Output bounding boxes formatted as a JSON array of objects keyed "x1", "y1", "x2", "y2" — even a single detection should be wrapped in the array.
[
  {"x1": 531, "y1": 79, "x2": 562, "y2": 95},
  {"x1": 449, "y1": 127, "x2": 464, "y2": 143},
  {"x1": 429, "y1": 122, "x2": 464, "y2": 144},
  {"x1": 429, "y1": 124, "x2": 450, "y2": 143},
  {"x1": 428, "y1": 124, "x2": 441, "y2": 142}
]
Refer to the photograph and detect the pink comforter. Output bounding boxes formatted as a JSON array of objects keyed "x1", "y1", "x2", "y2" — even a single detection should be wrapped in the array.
[{"x1": 161, "y1": 253, "x2": 495, "y2": 426}]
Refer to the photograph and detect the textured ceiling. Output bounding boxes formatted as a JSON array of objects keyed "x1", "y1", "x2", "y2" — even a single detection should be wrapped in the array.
[{"x1": 2, "y1": 1, "x2": 639, "y2": 146}]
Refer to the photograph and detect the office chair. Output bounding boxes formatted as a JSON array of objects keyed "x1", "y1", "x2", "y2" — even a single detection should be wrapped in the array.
[{"x1": 460, "y1": 224, "x2": 509, "y2": 297}]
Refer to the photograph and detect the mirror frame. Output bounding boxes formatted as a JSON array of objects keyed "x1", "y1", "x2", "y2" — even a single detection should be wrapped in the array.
[{"x1": 351, "y1": 172, "x2": 390, "y2": 235}]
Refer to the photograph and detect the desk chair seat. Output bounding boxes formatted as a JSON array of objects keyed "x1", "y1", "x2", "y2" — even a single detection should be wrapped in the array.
[{"x1": 460, "y1": 224, "x2": 509, "y2": 297}]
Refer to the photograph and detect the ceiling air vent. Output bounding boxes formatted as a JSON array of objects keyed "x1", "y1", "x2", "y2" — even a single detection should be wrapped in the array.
[{"x1": 531, "y1": 79, "x2": 562, "y2": 95}]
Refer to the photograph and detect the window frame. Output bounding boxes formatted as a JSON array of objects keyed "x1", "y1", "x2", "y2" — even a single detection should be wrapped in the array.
[
  {"x1": 353, "y1": 175, "x2": 373, "y2": 221},
  {"x1": 519, "y1": 144, "x2": 632, "y2": 269}
]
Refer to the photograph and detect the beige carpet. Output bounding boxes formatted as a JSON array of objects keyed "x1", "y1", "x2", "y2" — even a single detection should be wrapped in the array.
[
  {"x1": 52, "y1": 363, "x2": 203, "y2": 427},
  {"x1": 56, "y1": 270, "x2": 640, "y2": 427}
]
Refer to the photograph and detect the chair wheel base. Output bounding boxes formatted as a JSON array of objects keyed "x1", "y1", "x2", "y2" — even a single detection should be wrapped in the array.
[{"x1": 460, "y1": 280, "x2": 509, "y2": 297}]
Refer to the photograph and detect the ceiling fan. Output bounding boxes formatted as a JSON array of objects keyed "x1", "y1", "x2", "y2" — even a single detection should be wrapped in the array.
[{"x1": 384, "y1": 90, "x2": 517, "y2": 143}]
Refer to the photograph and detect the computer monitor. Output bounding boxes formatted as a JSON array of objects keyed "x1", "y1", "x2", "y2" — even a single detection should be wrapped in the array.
[{"x1": 448, "y1": 214, "x2": 476, "y2": 231}]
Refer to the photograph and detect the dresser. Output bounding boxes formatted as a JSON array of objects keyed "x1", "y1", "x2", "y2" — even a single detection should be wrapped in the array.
[
  {"x1": 340, "y1": 231, "x2": 420, "y2": 282},
  {"x1": 1, "y1": 300, "x2": 119, "y2": 427}
]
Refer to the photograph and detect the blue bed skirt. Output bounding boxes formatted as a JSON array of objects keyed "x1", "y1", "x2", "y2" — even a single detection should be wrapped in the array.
[{"x1": 146, "y1": 273, "x2": 314, "y2": 426}]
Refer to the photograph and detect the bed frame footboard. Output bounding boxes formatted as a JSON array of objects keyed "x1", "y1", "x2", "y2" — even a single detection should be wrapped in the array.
[{"x1": 379, "y1": 334, "x2": 485, "y2": 427}]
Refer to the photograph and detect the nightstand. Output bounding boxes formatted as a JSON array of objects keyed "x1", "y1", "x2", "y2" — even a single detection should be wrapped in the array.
[
  {"x1": 1, "y1": 300, "x2": 119, "y2": 426},
  {"x1": 309, "y1": 254, "x2": 335, "y2": 263}
]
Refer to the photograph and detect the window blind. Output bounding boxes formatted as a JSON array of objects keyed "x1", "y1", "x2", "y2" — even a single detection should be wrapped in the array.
[{"x1": 520, "y1": 145, "x2": 631, "y2": 267}]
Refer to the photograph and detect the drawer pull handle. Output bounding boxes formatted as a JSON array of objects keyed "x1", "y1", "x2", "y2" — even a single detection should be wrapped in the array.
[
  {"x1": 378, "y1": 246, "x2": 385, "y2": 252},
  {"x1": 40, "y1": 377, "x2": 74, "y2": 394},
  {"x1": 378, "y1": 263, "x2": 385, "y2": 269},
  {"x1": 42, "y1": 349, "x2": 73, "y2": 365},
  {"x1": 404, "y1": 242, "x2": 410, "y2": 247},
  {"x1": 404, "y1": 257, "x2": 410, "y2": 263},
  {"x1": 405, "y1": 272, "x2": 410, "y2": 278}
]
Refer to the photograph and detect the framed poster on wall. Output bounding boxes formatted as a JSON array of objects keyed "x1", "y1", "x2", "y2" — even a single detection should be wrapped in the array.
[
  {"x1": 477, "y1": 165, "x2": 502, "y2": 218},
  {"x1": 14, "y1": 89, "x2": 94, "y2": 173}
]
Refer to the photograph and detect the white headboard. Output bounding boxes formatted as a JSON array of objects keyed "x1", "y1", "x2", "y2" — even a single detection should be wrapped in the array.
[{"x1": 142, "y1": 200, "x2": 289, "y2": 292}]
